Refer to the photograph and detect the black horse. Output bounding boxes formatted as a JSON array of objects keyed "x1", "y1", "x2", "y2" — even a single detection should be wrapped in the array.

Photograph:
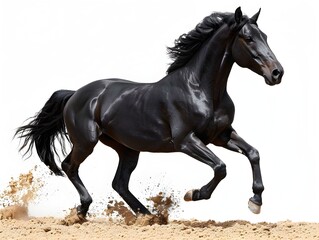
[{"x1": 15, "y1": 7, "x2": 283, "y2": 219}]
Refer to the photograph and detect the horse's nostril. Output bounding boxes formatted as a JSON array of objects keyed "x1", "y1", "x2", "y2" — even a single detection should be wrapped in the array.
[{"x1": 272, "y1": 69, "x2": 281, "y2": 79}]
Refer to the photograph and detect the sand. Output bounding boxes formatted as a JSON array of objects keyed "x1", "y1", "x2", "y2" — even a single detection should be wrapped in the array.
[
  {"x1": 1, "y1": 217, "x2": 319, "y2": 240},
  {"x1": 1, "y1": 170, "x2": 319, "y2": 240}
]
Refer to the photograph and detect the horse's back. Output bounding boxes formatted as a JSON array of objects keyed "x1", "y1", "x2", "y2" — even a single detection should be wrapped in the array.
[{"x1": 65, "y1": 78, "x2": 139, "y2": 111}]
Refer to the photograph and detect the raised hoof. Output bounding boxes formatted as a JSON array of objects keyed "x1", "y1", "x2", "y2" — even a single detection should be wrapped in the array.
[
  {"x1": 184, "y1": 190, "x2": 194, "y2": 201},
  {"x1": 248, "y1": 199, "x2": 261, "y2": 214}
]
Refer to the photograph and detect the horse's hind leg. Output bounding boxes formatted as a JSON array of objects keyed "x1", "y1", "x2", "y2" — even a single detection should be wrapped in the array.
[
  {"x1": 113, "y1": 149, "x2": 151, "y2": 214},
  {"x1": 61, "y1": 143, "x2": 97, "y2": 219},
  {"x1": 100, "y1": 135, "x2": 150, "y2": 215}
]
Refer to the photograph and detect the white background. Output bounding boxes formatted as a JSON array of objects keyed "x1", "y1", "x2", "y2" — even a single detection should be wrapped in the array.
[{"x1": 0, "y1": 0, "x2": 318, "y2": 223}]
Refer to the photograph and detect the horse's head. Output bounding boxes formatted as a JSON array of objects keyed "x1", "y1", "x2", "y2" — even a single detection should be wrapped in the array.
[{"x1": 231, "y1": 8, "x2": 284, "y2": 85}]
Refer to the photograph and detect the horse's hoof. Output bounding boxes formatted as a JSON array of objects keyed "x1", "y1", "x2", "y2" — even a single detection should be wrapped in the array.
[
  {"x1": 248, "y1": 199, "x2": 261, "y2": 214},
  {"x1": 77, "y1": 213, "x2": 87, "y2": 221},
  {"x1": 76, "y1": 206, "x2": 88, "y2": 221},
  {"x1": 184, "y1": 190, "x2": 194, "y2": 201}
]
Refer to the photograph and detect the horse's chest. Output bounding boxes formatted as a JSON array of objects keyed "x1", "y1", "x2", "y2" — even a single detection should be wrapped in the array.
[
  {"x1": 199, "y1": 107, "x2": 234, "y2": 144},
  {"x1": 214, "y1": 111, "x2": 232, "y2": 130}
]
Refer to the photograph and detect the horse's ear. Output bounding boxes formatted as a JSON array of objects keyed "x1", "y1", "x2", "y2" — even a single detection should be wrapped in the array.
[
  {"x1": 251, "y1": 8, "x2": 261, "y2": 24},
  {"x1": 235, "y1": 7, "x2": 242, "y2": 24}
]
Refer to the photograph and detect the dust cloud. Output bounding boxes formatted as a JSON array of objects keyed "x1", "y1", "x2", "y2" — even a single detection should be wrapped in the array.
[
  {"x1": 0, "y1": 168, "x2": 318, "y2": 240},
  {"x1": 0, "y1": 168, "x2": 41, "y2": 220}
]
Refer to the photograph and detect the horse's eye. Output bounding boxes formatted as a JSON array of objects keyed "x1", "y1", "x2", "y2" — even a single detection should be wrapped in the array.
[{"x1": 244, "y1": 36, "x2": 254, "y2": 43}]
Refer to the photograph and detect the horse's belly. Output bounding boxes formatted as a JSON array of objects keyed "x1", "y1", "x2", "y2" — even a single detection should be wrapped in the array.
[
  {"x1": 100, "y1": 109, "x2": 174, "y2": 152},
  {"x1": 104, "y1": 122, "x2": 174, "y2": 152}
]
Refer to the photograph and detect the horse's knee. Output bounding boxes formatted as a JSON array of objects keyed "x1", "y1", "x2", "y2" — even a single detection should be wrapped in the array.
[
  {"x1": 214, "y1": 163, "x2": 227, "y2": 180},
  {"x1": 248, "y1": 149, "x2": 260, "y2": 164}
]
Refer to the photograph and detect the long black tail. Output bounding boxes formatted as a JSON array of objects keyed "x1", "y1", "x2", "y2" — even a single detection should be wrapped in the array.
[{"x1": 15, "y1": 90, "x2": 75, "y2": 176}]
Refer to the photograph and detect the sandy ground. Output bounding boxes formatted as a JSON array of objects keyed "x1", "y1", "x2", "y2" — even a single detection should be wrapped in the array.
[
  {"x1": 1, "y1": 170, "x2": 319, "y2": 240},
  {"x1": 1, "y1": 216, "x2": 319, "y2": 240}
]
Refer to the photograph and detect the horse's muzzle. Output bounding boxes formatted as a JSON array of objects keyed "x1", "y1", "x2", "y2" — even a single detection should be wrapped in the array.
[{"x1": 265, "y1": 66, "x2": 284, "y2": 85}]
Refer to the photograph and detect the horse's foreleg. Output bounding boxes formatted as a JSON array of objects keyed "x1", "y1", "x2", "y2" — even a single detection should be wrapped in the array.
[
  {"x1": 112, "y1": 148, "x2": 151, "y2": 215},
  {"x1": 224, "y1": 130, "x2": 264, "y2": 214},
  {"x1": 179, "y1": 132, "x2": 227, "y2": 202}
]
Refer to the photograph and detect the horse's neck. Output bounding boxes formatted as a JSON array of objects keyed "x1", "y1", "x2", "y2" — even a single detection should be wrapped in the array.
[
  {"x1": 210, "y1": 49, "x2": 234, "y2": 105},
  {"x1": 186, "y1": 28, "x2": 235, "y2": 105}
]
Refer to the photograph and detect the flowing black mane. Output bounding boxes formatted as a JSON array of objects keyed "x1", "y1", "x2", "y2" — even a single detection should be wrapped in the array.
[{"x1": 167, "y1": 12, "x2": 235, "y2": 74}]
